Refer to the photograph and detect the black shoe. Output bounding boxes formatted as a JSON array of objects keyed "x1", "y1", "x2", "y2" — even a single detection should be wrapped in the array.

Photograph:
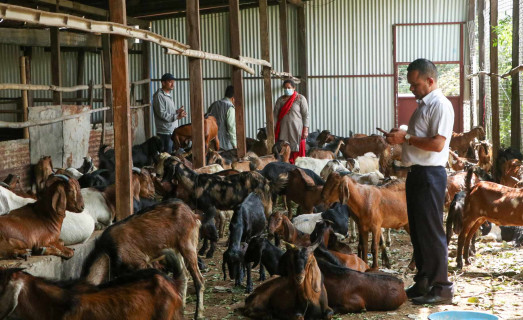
[
  {"x1": 412, "y1": 285, "x2": 453, "y2": 305},
  {"x1": 405, "y1": 278, "x2": 430, "y2": 299}
]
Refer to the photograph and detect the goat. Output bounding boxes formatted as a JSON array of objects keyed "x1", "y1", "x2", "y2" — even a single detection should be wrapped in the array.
[
  {"x1": 194, "y1": 163, "x2": 225, "y2": 174},
  {"x1": 308, "y1": 139, "x2": 345, "y2": 160},
  {"x1": 0, "y1": 175, "x2": 84, "y2": 259},
  {"x1": 247, "y1": 154, "x2": 278, "y2": 171},
  {"x1": 0, "y1": 266, "x2": 184, "y2": 320},
  {"x1": 352, "y1": 152, "x2": 381, "y2": 174},
  {"x1": 295, "y1": 157, "x2": 335, "y2": 177},
  {"x1": 450, "y1": 126, "x2": 485, "y2": 155},
  {"x1": 283, "y1": 168, "x2": 324, "y2": 218},
  {"x1": 268, "y1": 211, "x2": 310, "y2": 247},
  {"x1": 172, "y1": 115, "x2": 219, "y2": 153},
  {"x1": 0, "y1": 185, "x2": 35, "y2": 215},
  {"x1": 445, "y1": 170, "x2": 480, "y2": 209},
  {"x1": 456, "y1": 169, "x2": 523, "y2": 269},
  {"x1": 340, "y1": 135, "x2": 388, "y2": 159},
  {"x1": 82, "y1": 199, "x2": 204, "y2": 319},
  {"x1": 321, "y1": 172, "x2": 410, "y2": 270},
  {"x1": 244, "y1": 236, "x2": 284, "y2": 281},
  {"x1": 1, "y1": 174, "x2": 34, "y2": 200},
  {"x1": 272, "y1": 140, "x2": 292, "y2": 163},
  {"x1": 500, "y1": 159, "x2": 523, "y2": 187},
  {"x1": 206, "y1": 150, "x2": 232, "y2": 169},
  {"x1": 78, "y1": 155, "x2": 97, "y2": 174},
  {"x1": 77, "y1": 169, "x2": 110, "y2": 189},
  {"x1": 291, "y1": 202, "x2": 351, "y2": 237},
  {"x1": 246, "y1": 128, "x2": 269, "y2": 156},
  {"x1": 316, "y1": 258, "x2": 407, "y2": 313},
  {"x1": 244, "y1": 241, "x2": 333, "y2": 320},
  {"x1": 33, "y1": 155, "x2": 54, "y2": 195},
  {"x1": 222, "y1": 193, "x2": 267, "y2": 293},
  {"x1": 476, "y1": 141, "x2": 493, "y2": 173},
  {"x1": 448, "y1": 150, "x2": 475, "y2": 171},
  {"x1": 319, "y1": 159, "x2": 349, "y2": 181}
]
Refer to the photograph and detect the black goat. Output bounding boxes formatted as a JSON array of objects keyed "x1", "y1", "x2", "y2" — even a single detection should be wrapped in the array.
[
  {"x1": 78, "y1": 169, "x2": 110, "y2": 189},
  {"x1": 321, "y1": 202, "x2": 351, "y2": 237},
  {"x1": 98, "y1": 136, "x2": 163, "y2": 174},
  {"x1": 244, "y1": 236, "x2": 284, "y2": 281},
  {"x1": 222, "y1": 193, "x2": 267, "y2": 293}
]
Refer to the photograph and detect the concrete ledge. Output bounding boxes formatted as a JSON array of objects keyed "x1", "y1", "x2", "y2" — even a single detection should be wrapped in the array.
[{"x1": 0, "y1": 230, "x2": 102, "y2": 280}]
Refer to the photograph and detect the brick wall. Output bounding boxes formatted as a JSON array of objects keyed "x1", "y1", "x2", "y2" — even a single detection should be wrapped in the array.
[
  {"x1": 88, "y1": 124, "x2": 115, "y2": 168},
  {"x1": 0, "y1": 139, "x2": 32, "y2": 190}
]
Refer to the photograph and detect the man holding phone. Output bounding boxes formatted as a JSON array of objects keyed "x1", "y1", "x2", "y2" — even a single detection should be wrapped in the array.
[
  {"x1": 385, "y1": 59, "x2": 454, "y2": 305},
  {"x1": 153, "y1": 73, "x2": 187, "y2": 153}
]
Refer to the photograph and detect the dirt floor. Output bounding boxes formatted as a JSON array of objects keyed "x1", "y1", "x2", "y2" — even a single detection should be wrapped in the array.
[{"x1": 182, "y1": 214, "x2": 523, "y2": 320}]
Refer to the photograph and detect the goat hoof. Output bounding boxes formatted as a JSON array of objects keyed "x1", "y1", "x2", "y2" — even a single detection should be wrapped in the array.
[
  {"x1": 205, "y1": 251, "x2": 214, "y2": 259},
  {"x1": 259, "y1": 275, "x2": 266, "y2": 281},
  {"x1": 245, "y1": 286, "x2": 253, "y2": 293},
  {"x1": 324, "y1": 308, "x2": 334, "y2": 320},
  {"x1": 197, "y1": 248, "x2": 206, "y2": 256},
  {"x1": 456, "y1": 260, "x2": 463, "y2": 269}
]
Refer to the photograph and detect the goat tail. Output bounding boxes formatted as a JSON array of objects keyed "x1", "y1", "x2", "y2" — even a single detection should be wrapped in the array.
[
  {"x1": 248, "y1": 156, "x2": 261, "y2": 171},
  {"x1": 465, "y1": 167, "x2": 474, "y2": 194},
  {"x1": 82, "y1": 250, "x2": 111, "y2": 285},
  {"x1": 160, "y1": 249, "x2": 187, "y2": 292},
  {"x1": 270, "y1": 173, "x2": 288, "y2": 194}
]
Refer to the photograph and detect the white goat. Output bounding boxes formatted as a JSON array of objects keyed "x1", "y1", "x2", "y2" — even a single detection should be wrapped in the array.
[
  {"x1": 194, "y1": 164, "x2": 224, "y2": 174},
  {"x1": 81, "y1": 188, "x2": 114, "y2": 229},
  {"x1": 320, "y1": 160, "x2": 350, "y2": 180},
  {"x1": 292, "y1": 213, "x2": 323, "y2": 234},
  {"x1": 0, "y1": 186, "x2": 35, "y2": 215},
  {"x1": 65, "y1": 167, "x2": 84, "y2": 180},
  {"x1": 353, "y1": 152, "x2": 380, "y2": 174},
  {"x1": 295, "y1": 157, "x2": 336, "y2": 177}
]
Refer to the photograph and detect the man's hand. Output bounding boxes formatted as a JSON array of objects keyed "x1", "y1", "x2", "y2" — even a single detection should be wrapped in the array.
[
  {"x1": 302, "y1": 127, "x2": 309, "y2": 139},
  {"x1": 385, "y1": 129, "x2": 407, "y2": 145},
  {"x1": 176, "y1": 106, "x2": 187, "y2": 120}
]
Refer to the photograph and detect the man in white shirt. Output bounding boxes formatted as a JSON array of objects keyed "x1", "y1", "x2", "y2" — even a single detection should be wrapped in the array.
[{"x1": 386, "y1": 59, "x2": 454, "y2": 305}]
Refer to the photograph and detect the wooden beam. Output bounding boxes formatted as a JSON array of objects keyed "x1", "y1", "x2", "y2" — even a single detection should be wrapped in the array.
[
  {"x1": 109, "y1": 0, "x2": 133, "y2": 220},
  {"x1": 0, "y1": 28, "x2": 101, "y2": 48},
  {"x1": 142, "y1": 31, "x2": 152, "y2": 139},
  {"x1": 102, "y1": 34, "x2": 113, "y2": 122},
  {"x1": 19, "y1": 56, "x2": 29, "y2": 139},
  {"x1": 511, "y1": 0, "x2": 521, "y2": 150},
  {"x1": 279, "y1": 0, "x2": 290, "y2": 73},
  {"x1": 22, "y1": 46, "x2": 33, "y2": 109},
  {"x1": 478, "y1": 0, "x2": 485, "y2": 127},
  {"x1": 76, "y1": 49, "x2": 85, "y2": 105},
  {"x1": 490, "y1": 0, "x2": 499, "y2": 168},
  {"x1": 467, "y1": 0, "x2": 475, "y2": 129},
  {"x1": 187, "y1": 0, "x2": 206, "y2": 168},
  {"x1": 50, "y1": 27, "x2": 62, "y2": 105},
  {"x1": 230, "y1": 0, "x2": 246, "y2": 158},
  {"x1": 259, "y1": 0, "x2": 275, "y2": 151},
  {"x1": 297, "y1": 5, "x2": 308, "y2": 99}
]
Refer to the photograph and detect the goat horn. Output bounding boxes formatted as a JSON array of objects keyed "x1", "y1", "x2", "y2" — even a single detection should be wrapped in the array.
[
  {"x1": 52, "y1": 174, "x2": 70, "y2": 182},
  {"x1": 282, "y1": 241, "x2": 296, "y2": 251},
  {"x1": 132, "y1": 167, "x2": 142, "y2": 174},
  {"x1": 0, "y1": 181, "x2": 9, "y2": 188},
  {"x1": 148, "y1": 255, "x2": 166, "y2": 265}
]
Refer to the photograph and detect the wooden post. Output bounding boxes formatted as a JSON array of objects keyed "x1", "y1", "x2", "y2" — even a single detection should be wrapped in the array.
[
  {"x1": 88, "y1": 80, "x2": 94, "y2": 107},
  {"x1": 229, "y1": 0, "x2": 246, "y2": 158},
  {"x1": 19, "y1": 56, "x2": 29, "y2": 139},
  {"x1": 478, "y1": 0, "x2": 485, "y2": 127},
  {"x1": 142, "y1": 27, "x2": 152, "y2": 138},
  {"x1": 187, "y1": 0, "x2": 206, "y2": 168},
  {"x1": 50, "y1": 27, "x2": 62, "y2": 105},
  {"x1": 22, "y1": 47, "x2": 33, "y2": 109},
  {"x1": 297, "y1": 5, "x2": 308, "y2": 99},
  {"x1": 76, "y1": 49, "x2": 85, "y2": 105},
  {"x1": 259, "y1": 0, "x2": 274, "y2": 151},
  {"x1": 490, "y1": 0, "x2": 499, "y2": 166},
  {"x1": 467, "y1": 0, "x2": 475, "y2": 129},
  {"x1": 102, "y1": 34, "x2": 113, "y2": 122},
  {"x1": 109, "y1": 0, "x2": 133, "y2": 220},
  {"x1": 279, "y1": 0, "x2": 290, "y2": 73},
  {"x1": 511, "y1": 0, "x2": 521, "y2": 150}
]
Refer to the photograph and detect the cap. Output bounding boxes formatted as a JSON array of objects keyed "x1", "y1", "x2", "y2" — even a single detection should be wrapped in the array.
[{"x1": 161, "y1": 73, "x2": 176, "y2": 81}]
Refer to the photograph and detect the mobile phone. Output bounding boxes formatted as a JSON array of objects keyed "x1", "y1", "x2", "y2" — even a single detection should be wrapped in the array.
[{"x1": 376, "y1": 127, "x2": 388, "y2": 134}]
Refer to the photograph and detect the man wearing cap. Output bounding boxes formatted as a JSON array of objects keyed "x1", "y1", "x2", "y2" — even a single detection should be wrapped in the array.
[{"x1": 153, "y1": 73, "x2": 187, "y2": 153}]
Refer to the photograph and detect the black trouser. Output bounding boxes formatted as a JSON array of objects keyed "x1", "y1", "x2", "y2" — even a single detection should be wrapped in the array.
[
  {"x1": 158, "y1": 133, "x2": 173, "y2": 154},
  {"x1": 406, "y1": 165, "x2": 452, "y2": 288}
]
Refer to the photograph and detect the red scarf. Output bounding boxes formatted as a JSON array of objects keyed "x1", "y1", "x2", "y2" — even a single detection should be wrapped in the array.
[{"x1": 275, "y1": 91, "x2": 298, "y2": 141}]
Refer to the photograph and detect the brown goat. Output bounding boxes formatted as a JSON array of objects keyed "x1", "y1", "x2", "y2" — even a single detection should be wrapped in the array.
[
  {"x1": 448, "y1": 150, "x2": 475, "y2": 171},
  {"x1": 321, "y1": 172, "x2": 410, "y2": 270},
  {"x1": 279, "y1": 141, "x2": 291, "y2": 163},
  {"x1": 206, "y1": 150, "x2": 232, "y2": 169},
  {"x1": 244, "y1": 241, "x2": 333, "y2": 320},
  {"x1": 0, "y1": 175, "x2": 84, "y2": 259},
  {"x1": 246, "y1": 129, "x2": 269, "y2": 156},
  {"x1": 268, "y1": 211, "x2": 311, "y2": 247},
  {"x1": 34, "y1": 156, "x2": 54, "y2": 195},
  {"x1": 171, "y1": 115, "x2": 219, "y2": 153},
  {"x1": 445, "y1": 171, "x2": 479, "y2": 209},
  {"x1": 1, "y1": 174, "x2": 35, "y2": 200},
  {"x1": 500, "y1": 159, "x2": 523, "y2": 187},
  {"x1": 308, "y1": 139, "x2": 344, "y2": 160},
  {"x1": 476, "y1": 141, "x2": 493, "y2": 173},
  {"x1": 340, "y1": 136, "x2": 388, "y2": 159},
  {"x1": 82, "y1": 199, "x2": 204, "y2": 319},
  {"x1": 136, "y1": 168, "x2": 155, "y2": 199},
  {"x1": 450, "y1": 126, "x2": 485, "y2": 155},
  {"x1": 456, "y1": 169, "x2": 523, "y2": 269},
  {"x1": 0, "y1": 267, "x2": 184, "y2": 320},
  {"x1": 283, "y1": 168, "x2": 323, "y2": 218}
]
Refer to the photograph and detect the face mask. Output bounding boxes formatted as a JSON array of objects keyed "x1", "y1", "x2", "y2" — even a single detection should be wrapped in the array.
[{"x1": 284, "y1": 88, "x2": 294, "y2": 96}]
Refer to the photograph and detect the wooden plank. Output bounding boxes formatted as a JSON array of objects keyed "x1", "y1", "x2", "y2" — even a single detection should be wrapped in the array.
[
  {"x1": 76, "y1": 49, "x2": 85, "y2": 105},
  {"x1": 467, "y1": 0, "x2": 475, "y2": 129},
  {"x1": 259, "y1": 0, "x2": 274, "y2": 151},
  {"x1": 511, "y1": 0, "x2": 521, "y2": 150},
  {"x1": 490, "y1": 0, "x2": 499, "y2": 168},
  {"x1": 297, "y1": 5, "x2": 308, "y2": 99},
  {"x1": 22, "y1": 47, "x2": 33, "y2": 110},
  {"x1": 0, "y1": 28, "x2": 101, "y2": 48},
  {"x1": 109, "y1": 0, "x2": 133, "y2": 220},
  {"x1": 102, "y1": 34, "x2": 113, "y2": 122},
  {"x1": 478, "y1": 0, "x2": 485, "y2": 127},
  {"x1": 279, "y1": 0, "x2": 290, "y2": 73},
  {"x1": 187, "y1": 0, "x2": 206, "y2": 168},
  {"x1": 229, "y1": 0, "x2": 246, "y2": 158},
  {"x1": 50, "y1": 27, "x2": 62, "y2": 105},
  {"x1": 142, "y1": 32, "x2": 152, "y2": 139}
]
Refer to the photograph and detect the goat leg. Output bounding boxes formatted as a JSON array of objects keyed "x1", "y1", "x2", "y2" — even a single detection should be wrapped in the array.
[
  {"x1": 378, "y1": 235, "x2": 391, "y2": 269},
  {"x1": 464, "y1": 220, "x2": 484, "y2": 265},
  {"x1": 259, "y1": 263, "x2": 266, "y2": 281},
  {"x1": 43, "y1": 242, "x2": 75, "y2": 259},
  {"x1": 245, "y1": 262, "x2": 253, "y2": 293},
  {"x1": 198, "y1": 238, "x2": 209, "y2": 256}
]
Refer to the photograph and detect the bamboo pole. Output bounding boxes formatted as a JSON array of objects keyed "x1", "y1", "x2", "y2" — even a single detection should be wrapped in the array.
[
  {"x1": 0, "y1": 107, "x2": 110, "y2": 129},
  {"x1": 19, "y1": 56, "x2": 29, "y2": 139}
]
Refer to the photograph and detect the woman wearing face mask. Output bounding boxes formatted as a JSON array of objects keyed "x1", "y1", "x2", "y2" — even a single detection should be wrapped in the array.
[{"x1": 273, "y1": 79, "x2": 309, "y2": 164}]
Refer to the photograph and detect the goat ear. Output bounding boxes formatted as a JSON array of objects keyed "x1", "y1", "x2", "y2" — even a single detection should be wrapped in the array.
[
  {"x1": 339, "y1": 179, "x2": 349, "y2": 204},
  {"x1": 283, "y1": 241, "x2": 295, "y2": 251},
  {"x1": 296, "y1": 168, "x2": 315, "y2": 187},
  {"x1": 306, "y1": 256, "x2": 321, "y2": 293},
  {"x1": 51, "y1": 184, "x2": 67, "y2": 214}
]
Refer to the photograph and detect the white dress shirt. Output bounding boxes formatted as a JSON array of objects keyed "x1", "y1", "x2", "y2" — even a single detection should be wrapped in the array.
[{"x1": 402, "y1": 88, "x2": 455, "y2": 167}]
